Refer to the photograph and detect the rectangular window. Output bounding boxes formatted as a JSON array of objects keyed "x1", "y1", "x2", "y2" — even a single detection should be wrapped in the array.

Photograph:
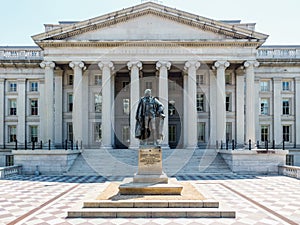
[
  {"x1": 68, "y1": 94, "x2": 73, "y2": 112},
  {"x1": 286, "y1": 155, "x2": 294, "y2": 166},
  {"x1": 198, "y1": 122, "x2": 205, "y2": 142},
  {"x1": 196, "y1": 74, "x2": 204, "y2": 86},
  {"x1": 94, "y1": 123, "x2": 102, "y2": 142},
  {"x1": 226, "y1": 94, "x2": 231, "y2": 112},
  {"x1": 260, "y1": 80, "x2": 269, "y2": 91},
  {"x1": 30, "y1": 99, "x2": 38, "y2": 115},
  {"x1": 9, "y1": 99, "x2": 17, "y2": 115},
  {"x1": 9, "y1": 82, "x2": 17, "y2": 92},
  {"x1": 8, "y1": 125, "x2": 17, "y2": 142},
  {"x1": 196, "y1": 93, "x2": 205, "y2": 112},
  {"x1": 261, "y1": 125, "x2": 269, "y2": 142},
  {"x1": 122, "y1": 81, "x2": 130, "y2": 91},
  {"x1": 30, "y1": 82, "x2": 38, "y2": 92},
  {"x1": 282, "y1": 99, "x2": 290, "y2": 115},
  {"x1": 94, "y1": 93, "x2": 102, "y2": 113},
  {"x1": 282, "y1": 81, "x2": 290, "y2": 91},
  {"x1": 30, "y1": 126, "x2": 38, "y2": 142},
  {"x1": 226, "y1": 122, "x2": 232, "y2": 141},
  {"x1": 123, "y1": 99, "x2": 130, "y2": 115},
  {"x1": 68, "y1": 74, "x2": 74, "y2": 85},
  {"x1": 169, "y1": 125, "x2": 176, "y2": 142},
  {"x1": 122, "y1": 126, "x2": 130, "y2": 144},
  {"x1": 67, "y1": 123, "x2": 73, "y2": 141},
  {"x1": 94, "y1": 75, "x2": 102, "y2": 86},
  {"x1": 260, "y1": 99, "x2": 269, "y2": 115},
  {"x1": 283, "y1": 125, "x2": 291, "y2": 142},
  {"x1": 225, "y1": 73, "x2": 231, "y2": 85}
]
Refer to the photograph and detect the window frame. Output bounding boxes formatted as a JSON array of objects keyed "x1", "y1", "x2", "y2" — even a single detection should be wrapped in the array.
[{"x1": 30, "y1": 99, "x2": 38, "y2": 116}]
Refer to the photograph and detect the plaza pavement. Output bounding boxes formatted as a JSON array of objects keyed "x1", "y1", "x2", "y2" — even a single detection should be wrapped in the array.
[{"x1": 0, "y1": 174, "x2": 299, "y2": 225}]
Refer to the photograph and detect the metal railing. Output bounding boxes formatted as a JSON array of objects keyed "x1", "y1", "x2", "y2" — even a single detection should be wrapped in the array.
[{"x1": 0, "y1": 165, "x2": 22, "y2": 178}]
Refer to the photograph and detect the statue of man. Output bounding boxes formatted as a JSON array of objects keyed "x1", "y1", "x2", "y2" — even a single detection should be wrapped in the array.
[{"x1": 135, "y1": 89, "x2": 165, "y2": 145}]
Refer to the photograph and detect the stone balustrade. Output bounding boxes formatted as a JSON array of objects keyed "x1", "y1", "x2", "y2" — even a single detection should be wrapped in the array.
[
  {"x1": 0, "y1": 47, "x2": 43, "y2": 60},
  {"x1": 0, "y1": 165, "x2": 22, "y2": 178},
  {"x1": 257, "y1": 46, "x2": 300, "y2": 59},
  {"x1": 279, "y1": 165, "x2": 300, "y2": 179}
]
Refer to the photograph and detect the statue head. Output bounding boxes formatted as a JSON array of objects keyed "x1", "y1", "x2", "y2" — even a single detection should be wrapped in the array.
[{"x1": 144, "y1": 89, "x2": 152, "y2": 97}]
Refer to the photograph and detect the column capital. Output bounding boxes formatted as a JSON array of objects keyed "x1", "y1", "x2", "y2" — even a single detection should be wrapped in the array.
[
  {"x1": 184, "y1": 61, "x2": 200, "y2": 71},
  {"x1": 244, "y1": 60, "x2": 259, "y2": 68},
  {"x1": 69, "y1": 61, "x2": 84, "y2": 69},
  {"x1": 156, "y1": 61, "x2": 171, "y2": 71},
  {"x1": 127, "y1": 61, "x2": 142, "y2": 71},
  {"x1": 40, "y1": 61, "x2": 55, "y2": 69},
  {"x1": 98, "y1": 61, "x2": 114, "y2": 71},
  {"x1": 214, "y1": 61, "x2": 230, "y2": 69}
]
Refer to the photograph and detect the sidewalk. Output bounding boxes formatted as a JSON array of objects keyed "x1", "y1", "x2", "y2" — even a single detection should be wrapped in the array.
[{"x1": 0, "y1": 175, "x2": 299, "y2": 225}]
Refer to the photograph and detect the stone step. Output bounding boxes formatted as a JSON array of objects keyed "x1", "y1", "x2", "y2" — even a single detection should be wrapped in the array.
[
  {"x1": 83, "y1": 200, "x2": 219, "y2": 208},
  {"x1": 67, "y1": 207, "x2": 235, "y2": 218}
]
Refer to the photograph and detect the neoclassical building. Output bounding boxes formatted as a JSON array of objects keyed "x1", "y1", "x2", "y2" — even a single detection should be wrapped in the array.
[{"x1": 0, "y1": 2, "x2": 299, "y2": 156}]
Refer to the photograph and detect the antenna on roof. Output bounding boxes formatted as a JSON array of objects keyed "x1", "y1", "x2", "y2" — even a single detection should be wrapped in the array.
[{"x1": 141, "y1": 0, "x2": 163, "y2": 3}]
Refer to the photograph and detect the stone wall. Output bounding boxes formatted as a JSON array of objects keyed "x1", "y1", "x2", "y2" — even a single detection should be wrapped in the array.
[
  {"x1": 219, "y1": 149, "x2": 288, "y2": 174},
  {"x1": 12, "y1": 150, "x2": 80, "y2": 175}
]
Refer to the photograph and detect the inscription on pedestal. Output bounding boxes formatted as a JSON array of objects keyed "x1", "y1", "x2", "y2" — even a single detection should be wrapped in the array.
[{"x1": 138, "y1": 147, "x2": 162, "y2": 175}]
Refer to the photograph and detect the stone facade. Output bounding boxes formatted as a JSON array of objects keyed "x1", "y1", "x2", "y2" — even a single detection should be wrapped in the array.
[{"x1": 0, "y1": 2, "x2": 299, "y2": 168}]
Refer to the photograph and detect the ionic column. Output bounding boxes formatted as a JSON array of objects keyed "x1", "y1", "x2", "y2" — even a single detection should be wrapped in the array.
[
  {"x1": 69, "y1": 61, "x2": 85, "y2": 146},
  {"x1": 235, "y1": 67, "x2": 245, "y2": 146},
  {"x1": 244, "y1": 60, "x2": 259, "y2": 145},
  {"x1": 39, "y1": 79, "x2": 45, "y2": 143},
  {"x1": 183, "y1": 74, "x2": 188, "y2": 147},
  {"x1": 98, "y1": 61, "x2": 114, "y2": 149},
  {"x1": 295, "y1": 77, "x2": 300, "y2": 147},
  {"x1": 17, "y1": 79, "x2": 26, "y2": 145},
  {"x1": 156, "y1": 61, "x2": 171, "y2": 148},
  {"x1": 209, "y1": 70, "x2": 217, "y2": 146},
  {"x1": 184, "y1": 61, "x2": 200, "y2": 149},
  {"x1": 0, "y1": 79, "x2": 5, "y2": 147},
  {"x1": 214, "y1": 61, "x2": 230, "y2": 145},
  {"x1": 54, "y1": 70, "x2": 63, "y2": 146},
  {"x1": 40, "y1": 61, "x2": 55, "y2": 145},
  {"x1": 128, "y1": 61, "x2": 142, "y2": 149},
  {"x1": 273, "y1": 78, "x2": 282, "y2": 145}
]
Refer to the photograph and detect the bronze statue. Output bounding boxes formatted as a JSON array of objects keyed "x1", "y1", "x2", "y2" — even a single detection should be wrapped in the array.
[{"x1": 135, "y1": 89, "x2": 165, "y2": 145}]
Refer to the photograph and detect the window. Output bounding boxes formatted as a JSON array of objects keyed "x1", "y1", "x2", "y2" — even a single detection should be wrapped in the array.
[
  {"x1": 198, "y1": 122, "x2": 205, "y2": 142},
  {"x1": 68, "y1": 94, "x2": 73, "y2": 112},
  {"x1": 122, "y1": 81, "x2": 129, "y2": 91},
  {"x1": 94, "y1": 93, "x2": 102, "y2": 113},
  {"x1": 122, "y1": 126, "x2": 130, "y2": 144},
  {"x1": 283, "y1": 125, "x2": 291, "y2": 142},
  {"x1": 8, "y1": 125, "x2": 17, "y2": 142},
  {"x1": 9, "y1": 82, "x2": 17, "y2": 92},
  {"x1": 123, "y1": 99, "x2": 130, "y2": 115},
  {"x1": 67, "y1": 123, "x2": 73, "y2": 141},
  {"x1": 286, "y1": 155, "x2": 294, "y2": 166},
  {"x1": 282, "y1": 99, "x2": 290, "y2": 115},
  {"x1": 169, "y1": 125, "x2": 176, "y2": 142},
  {"x1": 145, "y1": 81, "x2": 152, "y2": 90},
  {"x1": 260, "y1": 80, "x2": 269, "y2": 91},
  {"x1": 30, "y1": 99, "x2": 38, "y2": 115},
  {"x1": 196, "y1": 74, "x2": 204, "y2": 86},
  {"x1": 260, "y1": 99, "x2": 269, "y2": 115},
  {"x1": 282, "y1": 81, "x2": 290, "y2": 91},
  {"x1": 5, "y1": 155, "x2": 14, "y2": 166},
  {"x1": 68, "y1": 74, "x2": 74, "y2": 85},
  {"x1": 226, "y1": 122, "x2": 232, "y2": 141},
  {"x1": 30, "y1": 126, "x2": 38, "y2": 142},
  {"x1": 226, "y1": 94, "x2": 231, "y2": 112},
  {"x1": 225, "y1": 73, "x2": 231, "y2": 85},
  {"x1": 94, "y1": 123, "x2": 101, "y2": 142},
  {"x1": 94, "y1": 75, "x2": 102, "y2": 85},
  {"x1": 9, "y1": 99, "x2": 17, "y2": 115},
  {"x1": 30, "y1": 82, "x2": 38, "y2": 92},
  {"x1": 261, "y1": 125, "x2": 269, "y2": 142},
  {"x1": 196, "y1": 93, "x2": 205, "y2": 112}
]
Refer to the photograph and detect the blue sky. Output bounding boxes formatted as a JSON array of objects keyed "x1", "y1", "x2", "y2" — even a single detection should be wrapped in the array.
[{"x1": 0, "y1": 0, "x2": 299, "y2": 46}]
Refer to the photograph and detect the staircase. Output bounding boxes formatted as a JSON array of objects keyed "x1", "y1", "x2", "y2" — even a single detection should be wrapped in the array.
[{"x1": 65, "y1": 148, "x2": 232, "y2": 176}]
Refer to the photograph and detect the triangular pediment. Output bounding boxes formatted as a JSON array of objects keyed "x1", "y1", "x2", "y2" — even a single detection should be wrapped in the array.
[{"x1": 32, "y1": 2, "x2": 268, "y2": 44}]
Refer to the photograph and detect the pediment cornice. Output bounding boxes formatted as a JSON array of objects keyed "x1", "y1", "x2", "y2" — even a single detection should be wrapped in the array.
[{"x1": 32, "y1": 2, "x2": 268, "y2": 43}]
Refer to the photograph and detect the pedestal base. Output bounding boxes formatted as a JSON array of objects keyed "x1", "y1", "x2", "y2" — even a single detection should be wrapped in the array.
[{"x1": 133, "y1": 172, "x2": 168, "y2": 183}]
